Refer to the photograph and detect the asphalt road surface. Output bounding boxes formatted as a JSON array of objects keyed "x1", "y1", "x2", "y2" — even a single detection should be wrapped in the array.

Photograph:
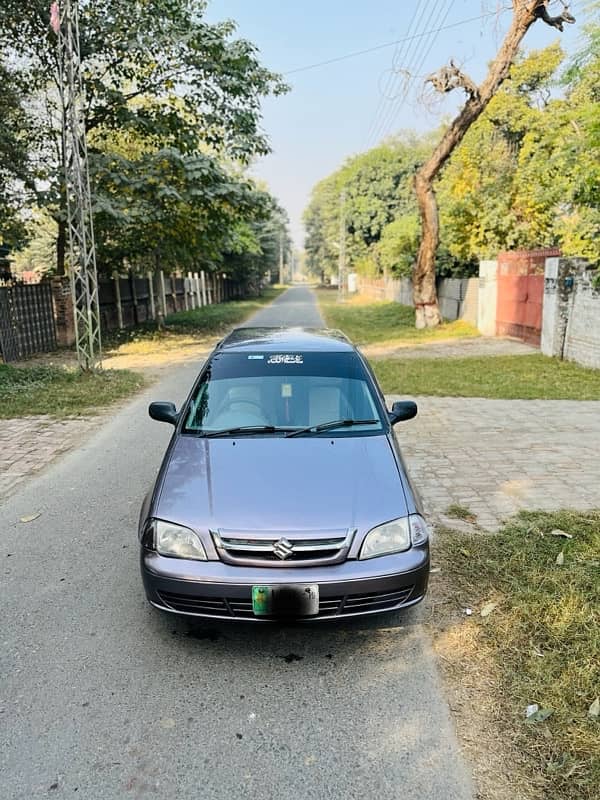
[{"x1": 0, "y1": 286, "x2": 473, "y2": 800}]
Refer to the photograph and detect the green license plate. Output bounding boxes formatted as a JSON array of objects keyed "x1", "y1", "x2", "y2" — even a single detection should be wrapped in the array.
[{"x1": 252, "y1": 585, "x2": 319, "y2": 617}]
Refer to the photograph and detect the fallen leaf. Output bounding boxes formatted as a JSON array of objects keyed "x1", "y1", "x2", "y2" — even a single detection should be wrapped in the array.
[
  {"x1": 19, "y1": 513, "x2": 41, "y2": 524},
  {"x1": 527, "y1": 707, "x2": 553, "y2": 723},
  {"x1": 480, "y1": 602, "x2": 497, "y2": 618},
  {"x1": 556, "y1": 551, "x2": 565, "y2": 566},
  {"x1": 589, "y1": 697, "x2": 600, "y2": 718},
  {"x1": 549, "y1": 529, "x2": 573, "y2": 539}
]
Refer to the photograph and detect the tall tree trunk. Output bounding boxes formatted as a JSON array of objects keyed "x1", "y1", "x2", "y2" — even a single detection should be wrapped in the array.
[
  {"x1": 413, "y1": 173, "x2": 442, "y2": 328},
  {"x1": 412, "y1": 0, "x2": 575, "y2": 328}
]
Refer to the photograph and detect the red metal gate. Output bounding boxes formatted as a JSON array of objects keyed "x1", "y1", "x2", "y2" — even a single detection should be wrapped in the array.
[{"x1": 496, "y1": 249, "x2": 560, "y2": 346}]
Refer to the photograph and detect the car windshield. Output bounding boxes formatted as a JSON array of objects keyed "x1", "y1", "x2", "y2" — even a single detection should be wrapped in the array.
[{"x1": 183, "y1": 351, "x2": 385, "y2": 435}]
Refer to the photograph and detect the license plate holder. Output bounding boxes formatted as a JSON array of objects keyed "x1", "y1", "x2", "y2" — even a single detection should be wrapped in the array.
[{"x1": 252, "y1": 584, "x2": 319, "y2": 617}]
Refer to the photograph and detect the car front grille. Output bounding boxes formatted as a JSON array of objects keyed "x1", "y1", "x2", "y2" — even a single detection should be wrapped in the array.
[
  {"x1": 157, "y1": 586, "x2": 414, "y2": 619},
  {"x1": 212, "y1": 530, "x2": 354, "y2": 568}
]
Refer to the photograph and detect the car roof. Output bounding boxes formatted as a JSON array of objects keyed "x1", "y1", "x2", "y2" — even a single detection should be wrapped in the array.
[{"x1": 217, "y1": 327, "x2": 355, "y2": 353}]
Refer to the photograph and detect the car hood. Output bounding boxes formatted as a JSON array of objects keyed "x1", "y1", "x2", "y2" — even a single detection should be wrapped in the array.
[{"x1": 155, "y1": 434, "x2": 407, "y2": 533}]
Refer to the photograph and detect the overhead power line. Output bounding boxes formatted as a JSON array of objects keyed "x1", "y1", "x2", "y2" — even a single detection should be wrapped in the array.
[
  {"x1": 283, "y1": 10, "x2": 500, "y2": 76},
  {"x1": 374, "y1": 0, "x2": 455, "y2": 145},
  {"x1": 368, "y1": 0, "x2": 453, "y2": 147},
  {"x1": 363, "y1": 0, "x2": 427, "y2": 148}
]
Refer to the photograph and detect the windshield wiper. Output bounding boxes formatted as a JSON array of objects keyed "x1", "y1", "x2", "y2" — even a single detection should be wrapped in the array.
[
  {"x1": 285, "y1": 419, "x2": 379, "y2": 438},
  {"x1": 200, "y1": 425, "x2": 292, "y2": 438}
]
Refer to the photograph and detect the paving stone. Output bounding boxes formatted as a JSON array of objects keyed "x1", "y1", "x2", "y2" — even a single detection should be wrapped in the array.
[
  {"x1": 0, "y1": 415, "x2": 98, "y2": 502},
  {"x1": 390, "y1": 395, "x2": 600, "y2": 531}
]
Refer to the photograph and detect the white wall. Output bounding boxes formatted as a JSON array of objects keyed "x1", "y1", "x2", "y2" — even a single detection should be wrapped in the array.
[{"x1": 478, "y1": 260, "x2": 498, "y2": 336}]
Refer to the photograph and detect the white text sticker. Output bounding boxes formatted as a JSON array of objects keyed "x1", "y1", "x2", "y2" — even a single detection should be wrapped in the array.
[{"x1": 267, "y1": 354, "x2": 303, "y2": 365}]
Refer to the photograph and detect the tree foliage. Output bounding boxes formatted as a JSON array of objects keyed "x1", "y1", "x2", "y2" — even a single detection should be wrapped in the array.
[
  {"x1": 305, "y1": 31, "x2": 599, "y2": 281},
  {"x1": 2, "y1": 0, "x2": 289, "y2": 284},
  {"x1": 304, "y1": 133, "x2": 434, "y2": 279}
]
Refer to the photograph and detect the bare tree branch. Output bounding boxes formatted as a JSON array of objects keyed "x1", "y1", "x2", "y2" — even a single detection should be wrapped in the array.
[
  {"x1": 533, "y1": 0, "x2": 576, "y2": 32},
  {"x1": 426, "y1": 60, "x2": 480, "y2": 100}
]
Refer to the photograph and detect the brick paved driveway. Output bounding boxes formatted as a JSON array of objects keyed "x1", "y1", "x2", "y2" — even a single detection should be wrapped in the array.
[
  {"x1": 391, "y1": 396, "x2": 600, "y2": 530},
  {"x1": 0, "y1": 416, "x2": 98, "y2": 500}
]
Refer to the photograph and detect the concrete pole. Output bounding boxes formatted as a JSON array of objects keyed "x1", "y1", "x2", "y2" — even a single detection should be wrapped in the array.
[
  {"x1": 183, "y1": 275, "x2": 189, "y2": 310},
  {"x1": 187, "y1": 271, "x2": 195, "y2": 308},
  {"x1": 160, "y1": 271, "x2": 167, "y2": 318},
  {"x1": 200, "y1": 271, "x2": 208, "y2": 306},
  {"x1": 112, "y1": 270, "x2": 123, "y2": 329},
  {"x1": 147, "y1": 271, "x2": 156, "y2": 319},
  {"x1": 338, "y1": 190, "x2": 347, "y2": 303},
  {"x1": 170, "y1": 275, "x2": 177, "y2": 312},
  {"x1": 279, "y1": 233, "x2": 284, "y2": 285}
]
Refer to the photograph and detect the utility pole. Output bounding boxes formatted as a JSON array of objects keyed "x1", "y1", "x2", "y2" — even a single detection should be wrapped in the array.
[
  {"x1": 338, "y1": 190, "x2": 347, "y2": 303},
  {"x1": 279, "y1": 231, "x2": 284, "y2": 285},
  {"x1": 52, "y1": 0, "x2": 102, "y2": 370}
]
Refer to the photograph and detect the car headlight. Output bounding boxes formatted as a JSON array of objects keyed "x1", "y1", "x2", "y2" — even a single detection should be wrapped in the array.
[
  {"x1": 153, "y1": 519, "x2": 207, "y2": 561},
  {"x1": 359, "y1": 514, "x2": 429, "y2": 559}
]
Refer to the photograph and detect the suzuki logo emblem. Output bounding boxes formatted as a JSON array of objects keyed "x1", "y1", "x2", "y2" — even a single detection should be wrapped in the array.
[{"x1": 272, "y1": 537, "x2": 294, "y2": 560}]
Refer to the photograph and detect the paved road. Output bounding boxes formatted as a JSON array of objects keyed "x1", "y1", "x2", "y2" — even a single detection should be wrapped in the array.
[
  {"x1": 0, "y1": 287, "x2": 472, "y2": 800},
  {"x1": 241, "y1": 284, "x2": 324, "y2": 328}
]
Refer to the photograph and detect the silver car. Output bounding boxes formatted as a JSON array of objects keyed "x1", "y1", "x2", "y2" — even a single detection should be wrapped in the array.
[{"x1": 139, "y1": 327, "x2": 429, "y2": 621}]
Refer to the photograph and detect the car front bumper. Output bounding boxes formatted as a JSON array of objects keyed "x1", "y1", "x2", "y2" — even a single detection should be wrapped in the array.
[{"x1": 141, "y1": 546, "x2": 430, "y2": 621}]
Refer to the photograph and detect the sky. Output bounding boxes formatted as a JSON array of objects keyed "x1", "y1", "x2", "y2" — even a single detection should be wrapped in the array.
[{"x1": 205, "y1": 1, "x2": 584, "y2": 246}]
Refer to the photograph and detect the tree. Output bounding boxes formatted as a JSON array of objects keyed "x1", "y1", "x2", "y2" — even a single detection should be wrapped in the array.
[
  {"x1": 0, "y1": 60, "x2": 34, "y2": 247},
  {"x1": 377, "y1": 215, "x2": 420, "y2": 277},
  {"x1": 304, "y1": 133, "x2": 433, "y2": 280},
  {"x1": 437, "y1": 44, "x2": 566, "y2": 261},
  {"x1": 92, "y1": 148, "x2": 270, "y2": 276},
  {"x1": 3, "y1": 1, "x2": 287, "y2": 274},
  {"x1": 412, "y1": 0, "x2": 576, "y2": 328}
]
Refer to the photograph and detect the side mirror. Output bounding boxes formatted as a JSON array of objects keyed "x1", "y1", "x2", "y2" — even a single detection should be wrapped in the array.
[
  {"x1": 149, "y1": 401, "x2": 179, "y2": 426},
  {"x1": 388, "y1": 400, "x2": 417, "y2": 426}
]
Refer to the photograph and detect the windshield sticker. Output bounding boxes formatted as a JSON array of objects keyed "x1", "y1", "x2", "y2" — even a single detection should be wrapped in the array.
[
  {"x1": 281, "y1": 383, "x2": 293, "y2": 398},
  {"x1": 267, "y1": 354, "x2": 304, "y2": 365},
  {"x1": 247, "y1": 355, "x2": 264, "y2": 360}
]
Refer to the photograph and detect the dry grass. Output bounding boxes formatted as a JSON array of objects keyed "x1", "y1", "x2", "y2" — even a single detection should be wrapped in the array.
[{"x1": 430, "y1": 510, "x2": 600, "y2": 800}]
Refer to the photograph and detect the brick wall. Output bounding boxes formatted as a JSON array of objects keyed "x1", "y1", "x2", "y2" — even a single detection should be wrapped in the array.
[{"x1": 51, "y1": 277, "x2": 75, "y2": 346}]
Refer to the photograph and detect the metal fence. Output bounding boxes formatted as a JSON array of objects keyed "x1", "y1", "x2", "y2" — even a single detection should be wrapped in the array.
[{"x1": 0, "y1": 282, "x2": 57, "y2": 363}]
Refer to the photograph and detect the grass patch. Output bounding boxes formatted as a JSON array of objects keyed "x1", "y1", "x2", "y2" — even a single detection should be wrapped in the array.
[
  {"x1": 434, "y1": 510, "x2": 600, "y2": 799},
  {"x1": 105, "y1": 287, "x2": 284, "y2": 356},
  {"x1": 316, "y1": 288, "x2": 478, "y2": 346},
  {"x1": 0, "y1": 363, "x2": 145, "y2": 418},
  {"x1": 445, "y1": 503, "x2": 478, "y2": 523},
  {"x1": 373, "y1": 354, "x2": 600, "y2": 400}
]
